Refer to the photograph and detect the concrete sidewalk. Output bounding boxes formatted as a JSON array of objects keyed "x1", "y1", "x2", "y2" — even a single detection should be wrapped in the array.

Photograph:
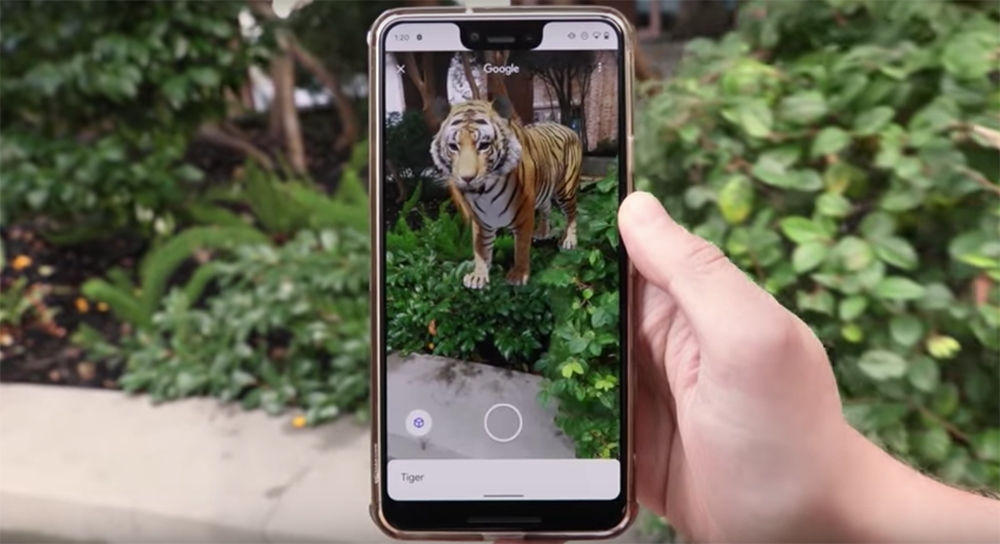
[{"x1": 0, "y1": 384, "x2": 646, "y2": 543}]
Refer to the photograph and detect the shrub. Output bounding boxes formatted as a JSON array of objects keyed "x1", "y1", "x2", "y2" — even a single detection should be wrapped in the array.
[
  {"x1": 80, "y1": 226, "x2": 272, "y2": 329},
  {"x1": 81, "y1": 142, "x2": 371, "y2": 332},
  {"x1": 0, "y1": 1, "x2": 267, "y2": 235},
  {"x1": 535, "y1": 172, "x2": 622, "y2": 459},
  {"x1": 637, "y1": 0, "x2": 999, "y2": 490},
  {"x1": 385, "y1": 110, "x2": 437, "y2": 187},
  {"x1": 386, "y1": 172, "x2": 623, "y2": 458},
  {"x1": 386, "y1": 189, "x2": 552, "y2": 368},
  {"x1": 90, "y1": 229, "x2": 370, "y2": 424}
]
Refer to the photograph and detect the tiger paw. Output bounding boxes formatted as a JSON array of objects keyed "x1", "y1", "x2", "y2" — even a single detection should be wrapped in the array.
[
  {"x1": 463, "y1": 271, "x2": 489, "y2": 289},
  {"x1": 505, "y1": 269, "x2": 529, "y2": 286},
  {"x1": 533, "y1": 225, "x2": 553, "y2": 241},
  {"x1": 560, "y1": 232, "x2": 577, "y2": 250}
]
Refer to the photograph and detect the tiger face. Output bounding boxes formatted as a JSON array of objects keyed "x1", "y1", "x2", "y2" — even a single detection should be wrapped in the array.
[{"x1": 430, "y1": 98, "x2": 522, "y2": 195}]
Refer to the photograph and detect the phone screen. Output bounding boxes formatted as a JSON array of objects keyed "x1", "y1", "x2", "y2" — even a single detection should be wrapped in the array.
[{"x1": 380, "y1": 19, "x2": 626, "y2": 505}]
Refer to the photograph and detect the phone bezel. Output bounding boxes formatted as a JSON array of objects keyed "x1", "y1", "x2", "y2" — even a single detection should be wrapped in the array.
[{"x1": 369, "y1": 6, "x2": 636, "y2": 539}]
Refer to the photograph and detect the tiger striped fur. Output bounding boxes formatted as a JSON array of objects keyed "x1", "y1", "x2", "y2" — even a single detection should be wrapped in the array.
[{"x1": 430, "y1": 97, "x2": 582, "y2": 289}]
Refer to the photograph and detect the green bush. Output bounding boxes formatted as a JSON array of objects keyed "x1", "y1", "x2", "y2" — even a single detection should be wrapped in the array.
[
  {"x1": 638, "y1": 0, "x2": 999, "y2": 490},
  {"x1": 81, "y1": 143, "x2": 371, "y2": 333},
  {"x1": 191, "y1": 144, "x2": 370, "y2": 238},
  {"x1": 386, "y1": 189, "x2": 552, "y2": 368},
  {"x1": 385, "y1": 110, "x2": 437, "y2": 189},
  {"x1": 80, "y1": 226, "x2": 271, "y2": 330},
  {"x1": 535, "y1": 173, "x2": 622, "y2": 459},
  {"x1": 92, "y1": 229, "x2": 370, "y2": 424},
  {"x1": 0, "y1": 1, "x2": 267, "y2": 235},
  {"x1": 386, "y1": 172, "x2": 623, "y2": 458}
]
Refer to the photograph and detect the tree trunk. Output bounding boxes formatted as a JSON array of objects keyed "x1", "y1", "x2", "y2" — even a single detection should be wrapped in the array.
[
  {"x1": 267, "y1": 55, "x2": 286, "y2": 142},
  {"x1": 486, "y1": 50, "x2": 510, "y2": 100},
  {"x1": 461, "y1": 53, "x2": 481, "y2": 99},
  {"x1": 273, "y1": 32, "x2": 307, "y2": 175},
  {"x1": 403, "y1": 52, "x2": 445, "y2": 132},
  {"x1": 506, "y1": 67, "x2": 534, "y2": 124},
  {"x1": 286, "y1": 38, "x2": 358, "y2": 154},
  {"x1": 249, "y1": 0, "x2": 306, "y2": 173},
  {"x1": 249, "y1": 0, "x2": 357, "y2": 156}
]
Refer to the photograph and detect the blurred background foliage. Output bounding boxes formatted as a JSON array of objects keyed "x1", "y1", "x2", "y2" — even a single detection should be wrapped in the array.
[
  {"x1": 637, "y1": 0, "x2": 1000, "y2": 515},
  {"x1": 0, "y1": 1, "x2": 266, "y2": 239},
  {"x1": 0, "y1": 1, "x2": 997, "y2": 542}
]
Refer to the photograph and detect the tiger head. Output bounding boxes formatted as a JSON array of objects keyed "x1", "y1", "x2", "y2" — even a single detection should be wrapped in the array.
[{"x1": 430, "y1": 96, "x2": 522, "y2": 195}]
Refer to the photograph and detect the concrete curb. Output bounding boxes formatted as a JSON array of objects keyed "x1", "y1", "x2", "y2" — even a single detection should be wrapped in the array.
[{"x1": 0, "y1": 384, "x2": 645, "y2": 543}]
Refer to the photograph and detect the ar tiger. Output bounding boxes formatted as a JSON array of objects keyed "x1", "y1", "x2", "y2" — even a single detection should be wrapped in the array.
[{"x1": 430, "y1": 96, "x2": 582, "y2": 289}]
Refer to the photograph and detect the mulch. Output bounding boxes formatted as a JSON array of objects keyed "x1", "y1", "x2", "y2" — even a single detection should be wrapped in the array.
[{"x1": 0, "y1": 223, "x2": 143, "y2": 388}]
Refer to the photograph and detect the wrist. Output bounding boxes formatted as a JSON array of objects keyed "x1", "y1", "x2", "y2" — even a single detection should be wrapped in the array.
[{"x1": 828, "y1": 424, "x2": 1000, "y2": 543}]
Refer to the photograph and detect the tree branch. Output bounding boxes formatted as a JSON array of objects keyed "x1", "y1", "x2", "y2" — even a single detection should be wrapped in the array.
[
  {"x1": 197, "y1": 123, "x2": 275, "y2": 171},
  {"x1": 461, "y1": 53, "x2": 481, "y2": 99},
  {"x1": 959, "y1": 166, "x2": 1000, "y2": 196},
  {"x1": 403, "y1": 52, "x2": 426, "y2": 95},
  {"x1": 285, "y1": 36, "x2": 358, "y2": 153}
]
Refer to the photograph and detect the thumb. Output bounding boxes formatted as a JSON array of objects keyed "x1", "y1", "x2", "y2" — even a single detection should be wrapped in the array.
[{"x1": 618, "y1": 192, "x2": 786, "y2": 336}]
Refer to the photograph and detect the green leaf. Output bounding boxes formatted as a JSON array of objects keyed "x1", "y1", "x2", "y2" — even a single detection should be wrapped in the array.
[
  {"x1": 816, "y1": 193, "x2": 851, "y2": 217},
  {"x1": 872, "y1": 236, "x2": 918, "y2": 270},
  {"x1": 880, "y1": 188, "x2": 923, "y2": 212},
  {"x1": 162, "y1": 77, "x2": 188, "y2": 109},
  {"x1": 926, "y1": 335, "x2": 961, "y2": 360},
  {"x1": 797, "y1": 289, "x2": 835, "y2": 315},
  {"x1": 858, "y1": 350, "x2": 907, "y2": 381},
  {"x1": 684, "y1": 186, "x2": 713, "y2": 209},
  {"x1": 917, "y1": 426, "x2": 952, "y2": 463},
  {"x1": 933, "y1": 384, "x2": 960, "y2": 417},
  {"x1": 175, "y1": 371, "x2": 204, "y2": 396},
  {"x1": 859, "y1": 212, "x2": 896, "y2": 238},
  {"x1": 792, "y1": 242, "x2": 829, "y2": 273},
  {"x1": 789, "y1": 170, "x2": 824, "y2": 192},
  {"x1": 839, "y1": 295, "x2": 868, "y2": 322},
  {"x1": 889, "y1": 315, "x2": 924, "y2": 347},
  {"x1": 751, "y1": 153, "x2": 795, "y2": 188},
  {"x1": 189, "y1": 67, "x2": 221, "y2": 88},
  {"x1": 823, "y1": 161, "x2": 864, "y2": 194},
  {"x1": 834, "y1": 236, "x2": 875, "y2": 272},
  {"x1": 560, "y1": 361, "x2": 585, "y2": 378},
  {"x1": 919, "y1": 283, "x2": 955, "y2": 311},
  {"x1": 728, "y1": 99, "x2": 773, "y2": 138},
  {"x1": 779, "y1": 216, "x2": 830, "y2": 244},
  {"x1": 873, "y1": 277, "x2": 925, "y2": 301},
  {"x1": 853, "y1": 107, "x2": 895, "y2": 136},
  {"x1": 810, "y1": 127, "x2": 852, "y2": 158},
  {"x1": 779, "y1": 91, "x2": 829, "y2": 125},
  {"x1": 941, "y1": 31, "x2": 998, "y2": 80},
  {"x1": 841, "y1": 323, "x2": 864, "y2": 343},
  {"x1": 975, "y1": 429, "x2": 1000, "y2": 463},
  {"x1": 907, "y1": 356, "x2": 939, "y2": 393},
  {"x1": 717, "y1": 175, "x2": 754, "y2": 224}
]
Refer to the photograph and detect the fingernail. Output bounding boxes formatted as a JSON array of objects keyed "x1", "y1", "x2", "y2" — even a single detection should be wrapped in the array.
[{"x1": 622, "y1": 191, "x2": 666, "y2": 224}]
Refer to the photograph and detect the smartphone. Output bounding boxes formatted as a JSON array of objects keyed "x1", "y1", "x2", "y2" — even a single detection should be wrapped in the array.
[{"x1": 369, "y1": 5, "x2": 635, "y2": 539}]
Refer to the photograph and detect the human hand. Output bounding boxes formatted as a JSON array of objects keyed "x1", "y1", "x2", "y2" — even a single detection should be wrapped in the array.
[
  {"x1": 493, "y1": 192, "x2": 998, "y2": 544},
  {"x1": 616, "y1": 192, "x2": 999, "y2": 543},
  {"x1": 618, "y1": 192, "x2": 848, "y2": 542}
]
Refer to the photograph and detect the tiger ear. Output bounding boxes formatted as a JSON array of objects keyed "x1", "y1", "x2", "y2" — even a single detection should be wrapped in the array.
[
  {"x1": 432, "y1": 96, "x2": 451, "y2": 125},
  {"x1": 491, "y1": 95, "x2": 514, "y2": 120}
]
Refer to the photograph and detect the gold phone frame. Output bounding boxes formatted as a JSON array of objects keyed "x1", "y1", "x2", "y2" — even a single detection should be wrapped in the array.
[{"x1": 368, "y1": 5, "x2": 636, "y2": 540}]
